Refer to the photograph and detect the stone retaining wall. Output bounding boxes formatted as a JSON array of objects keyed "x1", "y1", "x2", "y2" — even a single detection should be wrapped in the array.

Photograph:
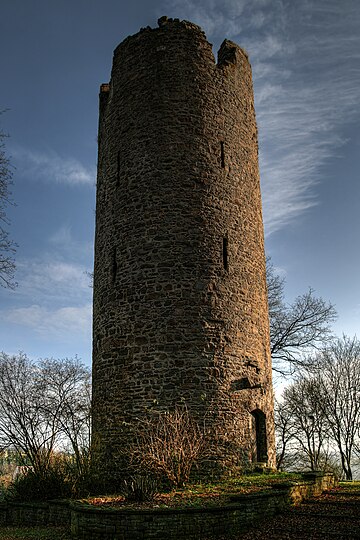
[
  {"x1": 0, "y1": 473, "x2": 336, "y2": 539},
  {"x1": 71, "y1": 493, "x2": 281, "y2": 540},
  {"x1": 0, "y1": 499, "x2": 71, "y2": 527}
]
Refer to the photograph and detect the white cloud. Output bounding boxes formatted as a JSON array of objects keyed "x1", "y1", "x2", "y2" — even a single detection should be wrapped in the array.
[
  {"x1": 254, "y1": 2, "x2": 360, "y2": 234},
  {"x1": 2, "y1": 304, "x2": 92, "y2": 340},
  {"x1": 14, "y1": 257, "x2": 92, "y2": 305},
  {"x1": 48, "y1": 224, "x2": 93, "y2": 259},
  {"x1": 249, "y1": 11, "x2": 266, "y2": 29},
  {"x1": 11, "y1": 146, "x2": 95, "y2": 186},
  {"x1": 0, "y1": 252, "x2": 93, "y2": 354},
  {"x1": 161, "y1": 0, "x2": 273, "y2": 36},
  {"x1": 49, "y1": 224, "x2": 74, "y2": 246}
]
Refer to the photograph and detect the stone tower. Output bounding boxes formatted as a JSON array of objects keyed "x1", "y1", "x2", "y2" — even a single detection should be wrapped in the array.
[{"x1": 92, "y1": 17, "x2": 275, "y2": 477}]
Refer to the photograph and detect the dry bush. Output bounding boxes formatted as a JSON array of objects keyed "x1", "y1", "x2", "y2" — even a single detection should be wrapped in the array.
[
  {"x1": 130, "y1": 406, "x2": 207, "y2": 487},
  {"x1": 122, "y1": 474, "x2": 158, "y2": 502}
]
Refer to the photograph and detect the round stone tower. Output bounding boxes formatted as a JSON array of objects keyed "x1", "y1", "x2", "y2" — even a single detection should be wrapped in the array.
[{"x1": 92, "y1": 17, "x2": 275, "y2": 478}]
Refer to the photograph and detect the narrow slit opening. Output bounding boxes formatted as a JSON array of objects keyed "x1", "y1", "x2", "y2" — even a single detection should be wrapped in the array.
[
  {"x1": 116, "y1": 151, "x2": 120, "y2": 185},
  {"x1": 220, "y1": 141, "x2": 225, "y2": 168},
  {"x1": 112, "y1": 247, "x2": 118, "y2": 282},
  {"x1": 223, "y1": 237, "x2": 228, "y2": 271}
]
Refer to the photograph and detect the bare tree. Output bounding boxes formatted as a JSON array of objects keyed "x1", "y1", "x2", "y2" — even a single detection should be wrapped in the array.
[
  {"x1": 274, "y1": 398, "x2": 298, "y2": 471},
  {"x1": 0, "y1": 352, "x2": 91, "y2": 475},
  {"x1": 0, "y1": 353, "x2": 56, "y2": 472},
  {"x1": 266, "y1": 258, "x2": 337, "y2": 375},
  {"x1": 280, "y1": 378, "x2": 330, "y2": 471},
  {"x1": 0, "y1": 112, "x2": 17, "y2": 289},
  {"x1": 309, "y1": 335, "x2": 360, "y2": 480},
  {"x1": 37, "y1": 357, "x2": 91, "y2": 475}
]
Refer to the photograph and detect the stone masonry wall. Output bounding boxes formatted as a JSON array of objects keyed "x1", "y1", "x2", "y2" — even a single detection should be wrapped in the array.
[{"x1": 92, "y1": 16, "x2": 275, "y2": 476}]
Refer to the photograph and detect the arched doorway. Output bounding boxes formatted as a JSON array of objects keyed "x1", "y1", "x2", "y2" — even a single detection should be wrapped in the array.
[{"x1": 250, "y1": 409, "x2": 268, "y2": 463}]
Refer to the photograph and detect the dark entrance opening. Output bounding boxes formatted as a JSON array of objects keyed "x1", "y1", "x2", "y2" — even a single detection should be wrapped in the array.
[
  {"x1": 222, "y1": 237, "x2": 228, "y2": 271},
  {"x1": 251, "y1": 409, "x2": 268, "y2": 463}
]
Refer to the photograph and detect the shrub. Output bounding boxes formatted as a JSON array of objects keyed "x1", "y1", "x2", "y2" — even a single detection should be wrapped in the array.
[
  {"x1": 122, "y1": 474, "x2": 158, "y2": 502},
  {"x1": 130, "y1": 406, "x2": 207, "y2": 487},
  {"x1": 6, "y1": 466, "x2": 73, "y2": 501},
  {"x1": 4, "y1": 452, "x2": 95, "y2": 501},
  {"x1": 60, "y1": 451, "x2": 94, "y2": 498}
]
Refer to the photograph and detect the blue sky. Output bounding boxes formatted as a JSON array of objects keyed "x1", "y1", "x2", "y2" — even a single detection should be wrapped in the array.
[{"x1": 0, "y1": 0, "x2": 359, "y2": 367}]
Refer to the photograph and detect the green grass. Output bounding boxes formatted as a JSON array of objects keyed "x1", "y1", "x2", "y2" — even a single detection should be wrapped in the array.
[
  {"x1": 0, "y1": 526, "x2": 71, "y2": 540},
  {"x1": 85, "y1": 472, "x2": 303, "y2": 509},
  {"x1": 339, "y1": 480, "x2": 360, "y2": 490}
]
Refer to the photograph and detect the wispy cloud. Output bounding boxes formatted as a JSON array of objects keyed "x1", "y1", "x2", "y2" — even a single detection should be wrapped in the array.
[
  {"x1": 160, "y1": 0, "x2": 273, "y2": 37},
  {"x1": 0, "y1": 223, "x2": 93, "y2": 350},
  {"x1": 161, "y1": 0, "x2": 360, "y2": 235},
  {"x1": 256, "y1": 1, "x2": 360, "y2": 234},
  {"x1": 0, "y1": 251, "x2": 92, "y2": 342},
  {"x1": 2, "y1": 303, "x2": 92, "y2": 341},
  {"x1": 11, "y1": 146, "x2": 95, "y2": 186},
  {"x1": 49, "y1": 224, "x2": 93, "y2": 260},
  {"x1": 13, "y1": 256, "x2": 92, "y2": 306},
  {"x1": 0, "y1": 251, "x2": 93, "y2": 354}
]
